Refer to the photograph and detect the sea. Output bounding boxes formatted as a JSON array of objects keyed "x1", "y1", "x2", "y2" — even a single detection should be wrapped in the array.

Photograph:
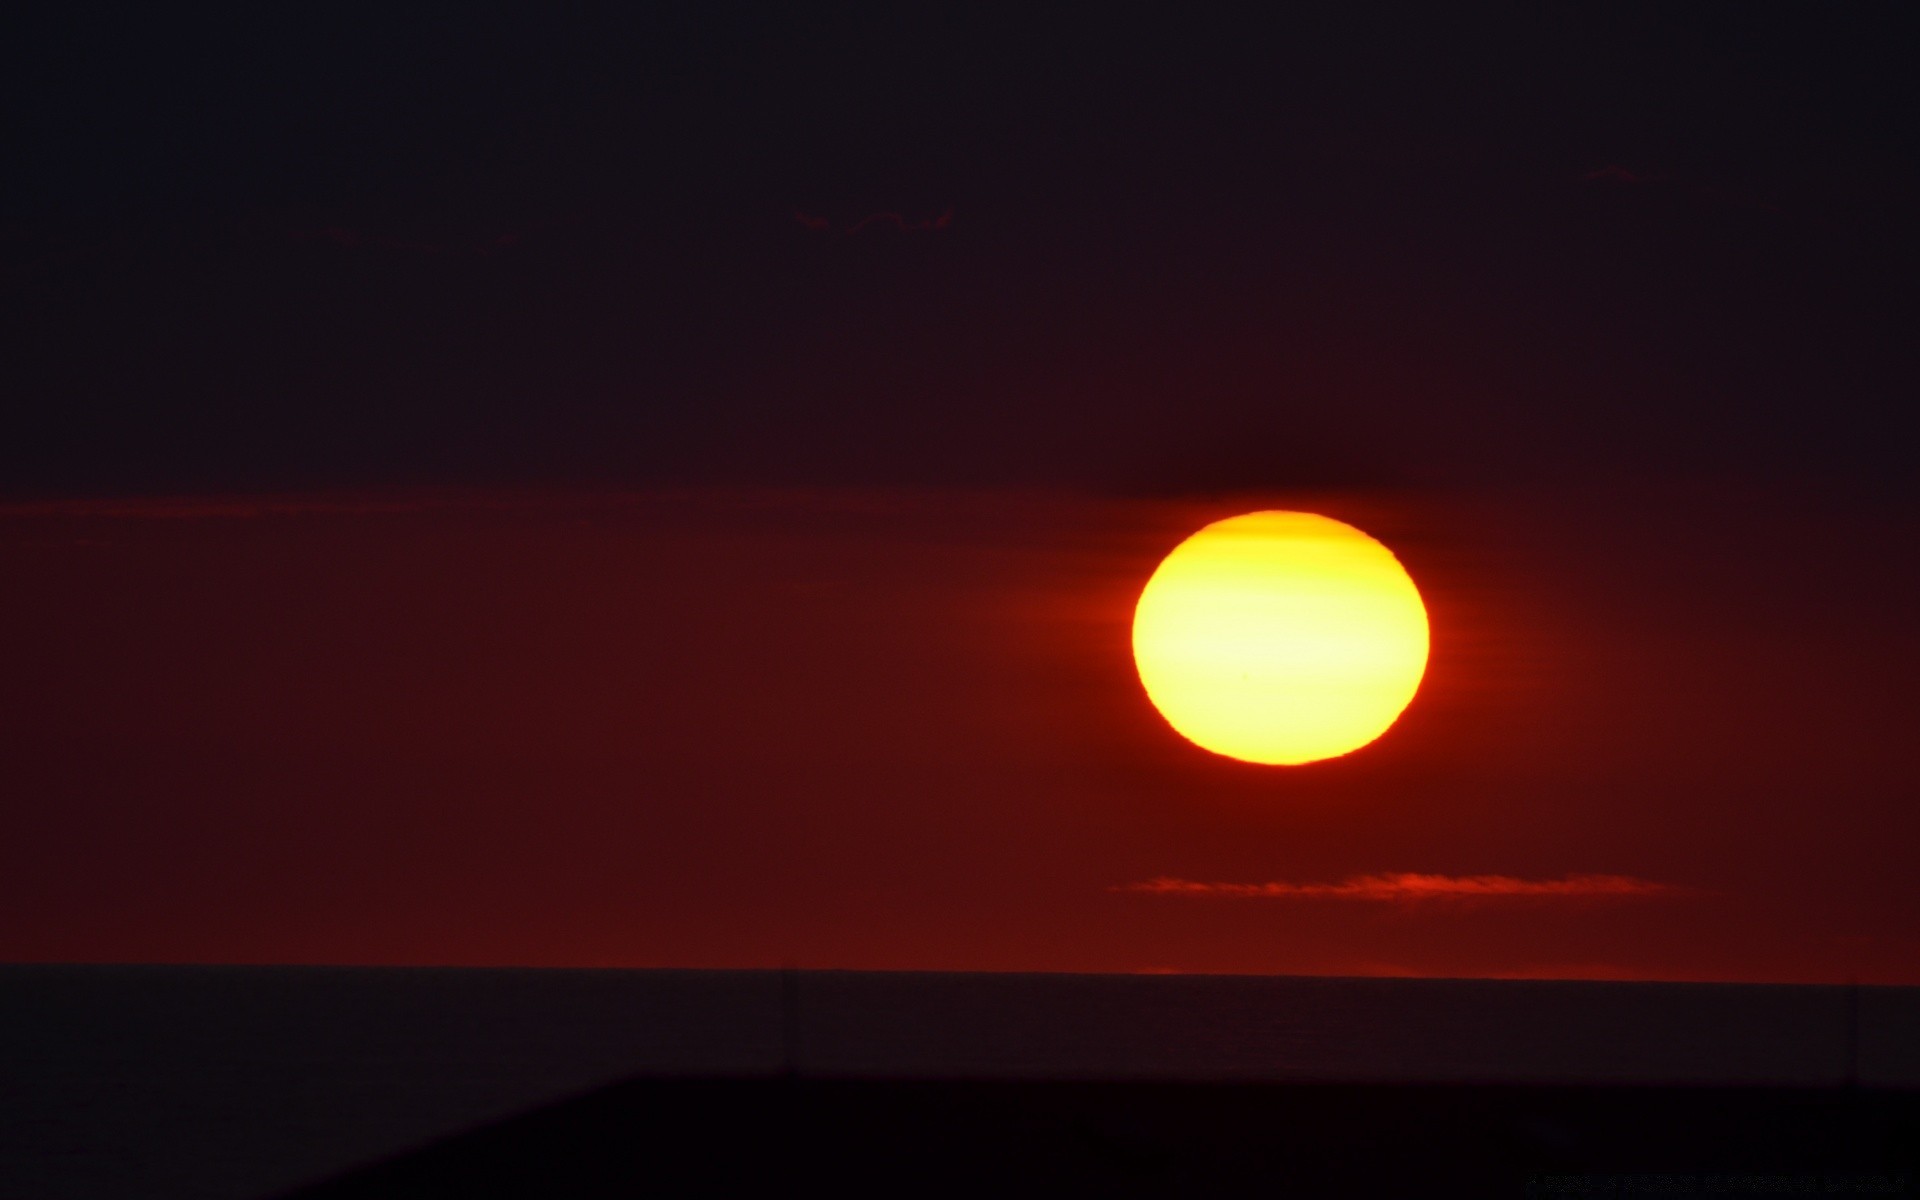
[{"x1": 2, "y1": 965, "x2": 1916, "y2": 1199}]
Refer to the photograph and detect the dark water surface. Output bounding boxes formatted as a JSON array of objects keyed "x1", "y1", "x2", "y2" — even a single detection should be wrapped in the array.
[
  {"x1": 290, "y1": 1077, "x2": 1920, "y2": 1199},
  {"x1": 3, "y1": 965, "x2": 1917, "y2": 1198}
]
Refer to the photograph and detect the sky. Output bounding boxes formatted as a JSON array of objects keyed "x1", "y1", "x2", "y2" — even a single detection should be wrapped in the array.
[{"x1": 2, "y1": 6, "x2": 1916, "y2": 982}]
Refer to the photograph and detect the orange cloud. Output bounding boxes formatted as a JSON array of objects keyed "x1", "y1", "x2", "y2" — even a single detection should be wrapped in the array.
[{"x1": 1116, "y1": 873, "x2": 1683, "y2": 902}]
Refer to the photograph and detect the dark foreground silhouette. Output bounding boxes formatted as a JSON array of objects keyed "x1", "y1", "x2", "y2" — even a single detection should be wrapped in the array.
[{"x1": 285, "y1": 1077, "x2": 1917, "y2": 1198}]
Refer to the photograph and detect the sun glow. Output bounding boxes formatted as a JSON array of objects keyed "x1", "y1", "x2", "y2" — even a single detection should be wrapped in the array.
[{"x1": 1131, "y1": 511, "x2": 1429, "y2": 765}]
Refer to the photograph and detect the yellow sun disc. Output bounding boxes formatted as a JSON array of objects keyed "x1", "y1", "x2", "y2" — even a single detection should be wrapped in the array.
[{"x1": 1131, "y1": 511, "x2": 1429, "y2": 765}]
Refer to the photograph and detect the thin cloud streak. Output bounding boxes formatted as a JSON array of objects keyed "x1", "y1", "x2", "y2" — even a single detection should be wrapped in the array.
[
  {"x1": 1117, "y1": 873, "x2": 1685, "y2": 902},
  {"x1": 0, "y1": 484, "x2": 1101, "y2": 522},
  {"x1": 0, "y1": 492, "x2": 545, "y2": 520}
]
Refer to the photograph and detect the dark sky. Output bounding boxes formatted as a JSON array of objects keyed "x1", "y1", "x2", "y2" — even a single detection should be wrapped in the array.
[{"x1": 2, "y1": 6, "x2": 1916, "y2": 981}]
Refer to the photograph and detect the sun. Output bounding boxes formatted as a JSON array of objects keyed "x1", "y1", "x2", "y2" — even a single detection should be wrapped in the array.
[{"x1": 1131, "y1": 511, "x2": 1429, "y2": 765}]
